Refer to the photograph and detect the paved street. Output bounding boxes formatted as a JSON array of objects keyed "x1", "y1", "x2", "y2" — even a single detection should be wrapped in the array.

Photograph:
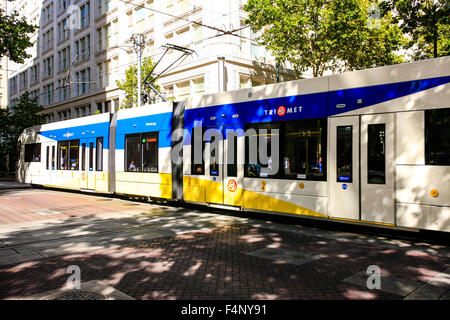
[{"x1": 0, "y1": 183, "x2": 449, "y2": 300}]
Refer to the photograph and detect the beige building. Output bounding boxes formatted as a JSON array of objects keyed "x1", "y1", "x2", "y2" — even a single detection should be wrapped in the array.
[{"x1": 7, "y1": 0, "x2": 294, "y2": 122}]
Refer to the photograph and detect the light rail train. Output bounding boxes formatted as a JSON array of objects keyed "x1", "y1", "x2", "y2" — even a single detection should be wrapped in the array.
[{"x1": 17, "y1": 57, "x2": 450, "y2": 233}]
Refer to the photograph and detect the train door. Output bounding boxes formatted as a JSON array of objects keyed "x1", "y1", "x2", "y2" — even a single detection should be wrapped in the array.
[
  {"x1": 329, "y1": 116, "x2": 360, "y2": 220},
  {"x1": 81, "y1": 138, "x2": 96, "y2": 190},
  {"x1": 329, "y1": 115, "x2": 395, "y2": 224},
  {"x1": 204, "y1": 127, "x2": 224, "y2": 204},
  {"x1": 223, "y1": 126, "x2": 244, "y2": 206},
  {"x1": 45, "y1": 142, "x2": 57, "y2": 185},
  {"x1": 360, "y1": 113, "x2": 395, "y2": 224},
  {"x1": 204, "y1": 126, "x2": 244, "y2": 206}
]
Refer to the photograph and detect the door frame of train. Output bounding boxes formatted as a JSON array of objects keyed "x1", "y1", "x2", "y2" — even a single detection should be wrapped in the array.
[
  {"x1": 360, "y1": 113, "x2": 395, "y2": 224},
  {"x1": 45, "y1": 142, "x2": 57, "y2": 186},
  {"x1": 329, "y1": 116, "x2": 360, "y2": 220},
  {"x1": 81, "y1": 137, "x2": 96, "y2": 190},
  {"x1": 223, "y1": 125, "x2": 244, "y2": 206},
  {"x1": 329, "y1": 114, "x2": 395, "y2": 224},
  {"x1": 204, "y1": 126, "x2": 224, "y2": 204}
]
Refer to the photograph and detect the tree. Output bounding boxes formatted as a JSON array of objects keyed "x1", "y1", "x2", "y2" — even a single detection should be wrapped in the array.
[
  {"x1": 0, "y1": 8, "x2": 38, "y2": 63},
  {"x1": 386, "y1": 0, "x2": 449, "y2": 59},
  {"x1": 0, "y1": 92, "x2": 46, "y2": 174},
  {"x1": 116, "y1": 57, "x2": 161, "y2": 109},
  {"x1": 244, "y1": 0, "x2": 405, "y2": 77}
]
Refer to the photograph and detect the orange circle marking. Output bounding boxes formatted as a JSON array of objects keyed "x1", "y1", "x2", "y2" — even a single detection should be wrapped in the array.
[
  {"x1": 227, "y1": 179, "x2": 237, "y2": 192},
  {"x1": 430, "y1": 189, "x2": 439, "y2": 197},
  {"x1": 81, "y1": 172, "x2": 86, "y2": 181},
  {"x1": 277, "y1": 106, "x2": 286, "y2": 116}
]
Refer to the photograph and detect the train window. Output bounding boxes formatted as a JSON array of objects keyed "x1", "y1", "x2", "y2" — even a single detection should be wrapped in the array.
[
  {"x1": 209, "y1": 134, "x2": 219, "y2": 176},
  {"x1": 226, "y1": 132, "x2": 237, "y2": 177},
  {"x1": 58, "y1": 141, "x2": 69, "y2": 169},
  {"x1": 96, "y1": 137, "x2": 103, "y2": 171},
  {"x1": 283, "y1": 119, "x2": 326, "y2": 181},
  {"x1": 81, "y1": 143, "x2": 86, "y2": 170},
  {"x1": 125, "y1": 132, "x2": 159, "y2": 173},
  {"x1": 24, "y1": 143, "x2": 41, "y2": 162},
  {"x1": 191, "y1": 127, "x2": 205, "y2": 175},
  {"x1": 58, "y1": 140, "x2": 79, "y2": 170},
  {"x1": 69, "y1": 140, "x2": 79, "y2": 170},
  {"x1": 336, "y1": 126, "x2": 353, "y2": 182},
  {"x1": 51, "y1": 146, "x2": 55, "y2": 169},
  {"x1": 46, "y1": 146, "x2": 50, "y2": 169},
  {"x1": 245, "y1": 122, "x2": 280, "y2": 178},
  {"x1": 425, "y1": 108, "x2": 450, "y2": 165},
  {"x1": 367, "y1": 124, "x2": 386, "y2": 184},
  {"x1": 142, "y1": 132, "x2": 158, "y2": 173},
  {"x1": 125, "y1": 133, "x2": 142, "y2": 172},
  {"x1": 89, "y1": 142, "x2": 94, "y2": 170}
]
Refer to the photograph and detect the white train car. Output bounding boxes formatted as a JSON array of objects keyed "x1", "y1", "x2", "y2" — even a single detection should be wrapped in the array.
[
  {"x1": 17, "y1": 57, "x2": 450, "y2": 232},
  {"x1": 114, "y1": 101, "x2": 176, "y2": 199},
  {"x1": 184, "y1": 56, "x2": 450, "y2": 232},
  {"x1": 17, "y1": 113, "x2": 111, "y2": 193}
]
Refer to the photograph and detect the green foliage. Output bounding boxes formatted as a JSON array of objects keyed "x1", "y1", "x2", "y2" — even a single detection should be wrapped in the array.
[
  {"x1": 0, "y1": 8, "x2": 39, "y2": 63},
  {"x1": 244, "y1": 0, "x2": 405, "y2": 77},
  {"x1": 0, "y1": 92, "x2": 46, "y2": 166},
  {"x1": 116, "y1": 57, "x2": 161, "y2": 109},
  {"x1": 387, "y1": 0, "x2": 449, "y2": 59}
]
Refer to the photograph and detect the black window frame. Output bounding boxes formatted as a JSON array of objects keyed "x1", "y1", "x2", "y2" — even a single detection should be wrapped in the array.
[
  {"x1": 191, "y1": 127, "x2": 205, "y2": 175},
  {"x1": 124, "y1": 131, "x2": 159, "y2": 173},
  {"x1": 244, "y1": 118, "x2": 328, "y2": 181},
  {"x1": 46, "y1": 146, "x2": 50, "y2": 169},
  {"x1": 336, "y1": 125, "x2": 353, "y2": 183},
  {"x1": 425, "y1": 108, "x2": 450, "y2": 166},
  {"x1": 24, "y1": 143, "x2": 41, "y2": 162},
  {"x1": 367, "y1": 123, "x2": 386, "y2": 184},
  {"x1": 57, "y1": 139, "x2": 80, "y2": 170},
  {"x1": 96, "y1": 137, "x2": 103, "y2": 171}
]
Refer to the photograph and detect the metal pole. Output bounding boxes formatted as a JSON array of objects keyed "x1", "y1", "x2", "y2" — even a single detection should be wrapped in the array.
[
  {"x1": 131, "y1": 34, "x2": 146, "y2": 107},
  {"x1": 137, "y1": 45, "x2": 142, "y2": 107}
]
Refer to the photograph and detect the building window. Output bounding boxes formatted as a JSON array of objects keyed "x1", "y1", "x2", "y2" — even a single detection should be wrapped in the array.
[
  {"x1": 76, "y1": 68, "x2": 90, "y2": 95},
  {"x1": 76, "y1": 34, "x2": 90, "y2": 61},
  {"x1": 125, "y1": 132, "x2": 159, "y2": 173},
  {"x1": 31, "y1": 64, "x2": 40, "y2": 85},
  {"x1": 80, "y1": 2, "x2": 90, "y2": 28},
  {"x1": 24, "y1": 143, "x2": 41, "y2": 162},
  {"x1": 44, "y1": 83, "x2": 54, "y2": 105},
  {"x1": 425, "y1": 108, "x2": 450, "y2": 165},
  {"x1": 58, "y1": 18, "x2": 69, "y2": 42},
  {"x1": 43, "y1": 56, "x2": 54, "y2": 78},
  {"x1": 58, "y1": 46, "x2": 70, "y2": 71}
]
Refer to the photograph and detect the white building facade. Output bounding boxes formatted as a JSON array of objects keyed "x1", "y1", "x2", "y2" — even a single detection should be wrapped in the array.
[{"x1": 7, "y1": 0, "x2": 294, "y2": 122}]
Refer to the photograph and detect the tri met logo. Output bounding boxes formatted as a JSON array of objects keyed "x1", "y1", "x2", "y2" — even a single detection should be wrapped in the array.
[{"x1": 264, "y1": 105, "x2": 303, "y2": 117}]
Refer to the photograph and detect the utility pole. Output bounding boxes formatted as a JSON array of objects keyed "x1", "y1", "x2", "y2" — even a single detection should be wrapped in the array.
[{"x1": 131, "y1": 34, "x2": 146, "y2": 107}]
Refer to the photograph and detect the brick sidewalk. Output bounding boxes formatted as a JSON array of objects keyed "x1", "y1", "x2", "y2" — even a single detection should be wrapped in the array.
[
  {"x1": 0, "y1": 189, "x2": 143, "y2": 225},
  {"x1": 1, "y1": 223, "x2": 448, "y2": 300}
]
